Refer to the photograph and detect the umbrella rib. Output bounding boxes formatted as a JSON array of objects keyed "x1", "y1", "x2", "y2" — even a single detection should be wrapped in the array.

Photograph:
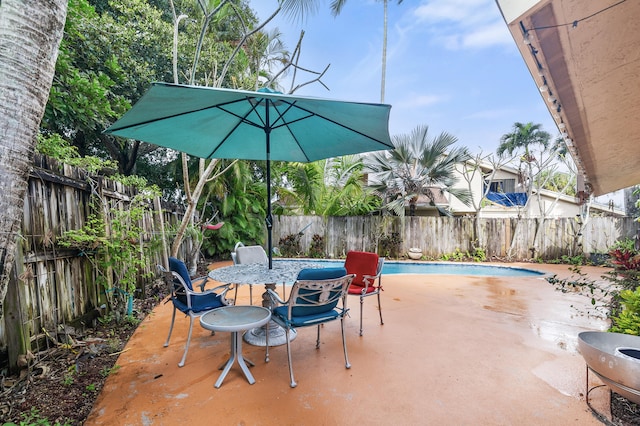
[
  {"x1": 273, "y1": 101, "x2": 390, "y2": 145},
  {"x1": 268, "y1": 101, "x2": 394, "y2": 162},
  {"x1": 205, "y1": 98, "x2": 269, "y2": 158},
  {"x1": 105, "y1": 97, "x2": 256, "y2": 133}
]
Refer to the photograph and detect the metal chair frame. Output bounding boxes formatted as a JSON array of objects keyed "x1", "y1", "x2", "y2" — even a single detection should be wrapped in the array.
[
  {"x1": 158, "y1": 264, "x2": 231, "y2": 367},
  {"x1": 347, "y1": 255, "x2": 385, "y2": 336},
  {"x1": 265, "y1": 274, "x2": 355, "y2": 387},
  {"x1": 232, "y1": 243, "x2": 270, "y2": 305}
]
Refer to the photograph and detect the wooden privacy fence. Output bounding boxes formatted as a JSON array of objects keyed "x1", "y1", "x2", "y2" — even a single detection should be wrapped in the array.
[
  {"x1": 2, "y1": 154, "x2": 638, "y2": 368},
  {"x1": 1, "y1": 155, "x2": 190, "y2": 369},
  {"x1": 272, "y1": 215, "x2": 639, "y2": 260}
]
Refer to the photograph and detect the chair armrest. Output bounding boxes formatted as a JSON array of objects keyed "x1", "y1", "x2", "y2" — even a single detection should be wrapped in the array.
[
  {"x1": 266, "y1": 288, "x2": 286, "y2": 306},
  {"x1": 198, "y1": 283, "x2": 232, "y2": 297},
  {"x1": 192, "y1": 275, "x2": 212, "y2": 292},
  {"x1": 361, "y1": 273, "x2": 381, "y2": 288}
]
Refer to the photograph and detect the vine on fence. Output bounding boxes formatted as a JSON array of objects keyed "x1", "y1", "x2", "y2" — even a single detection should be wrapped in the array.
[{"x1": 58, "y1": 178, "x2": 160, "y2": 320}]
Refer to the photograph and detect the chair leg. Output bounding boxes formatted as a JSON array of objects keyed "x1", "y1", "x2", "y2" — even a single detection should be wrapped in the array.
[
  {"x1": 164, "y1": 307, "x2": 177, "y2": 347},
  {"x1": 178, "y1": 316, "x2": 195, "y2": 368},
  {"x1": 316, "y1": 324, "x2": 321, "y2": 349},
  {"x1": 249, "y1": 284, "x2": 253, "y2": 305},
  {"x1": 359, "y1": 295, "x2": 364, "y2": 336},
  {"x1": 341, "y1": 317, "x2": 351, "y2": 369},
  {"x1": 285, "y1": 328, "x2": 297, "y2": 388},
  {"x1": 265, "y1": 321, "x2": 270, "y2": 363},
  {"x1": 377, "y1": 291, "x2": 384, "y2": 325}
]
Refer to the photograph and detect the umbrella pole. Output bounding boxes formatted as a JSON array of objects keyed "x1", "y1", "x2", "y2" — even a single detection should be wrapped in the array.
[
  {"x1": 265, "y1": 107, "x2": 273, "y2": 270},
  {"x1": 266, "y1": 157, "x2": 273, "y2": 270}
]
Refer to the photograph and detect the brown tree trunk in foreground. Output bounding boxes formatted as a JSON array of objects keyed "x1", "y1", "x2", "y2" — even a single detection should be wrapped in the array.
[{"x1": 0, "y1": 0, "x2": 68, "y2": 319}]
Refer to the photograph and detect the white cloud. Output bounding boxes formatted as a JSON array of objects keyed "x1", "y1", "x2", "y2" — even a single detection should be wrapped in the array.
[
  {"x1": 461, "y1": 21, "x2": 514, "y2": 49},
  {"x1": 414, "y1": 0, "x2": 495, "y2": 24},
  {"x1": 409, "y1": 0, "x2": 509, "y2": 50},
  {"x1": 396, "y1": 93, "x2": 448, "y2": 109}
]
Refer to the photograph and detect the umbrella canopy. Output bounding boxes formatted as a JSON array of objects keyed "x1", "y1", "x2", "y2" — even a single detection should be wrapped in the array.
[{"x1": 104, "y1": 82, "x2": 393, "y2": 267}]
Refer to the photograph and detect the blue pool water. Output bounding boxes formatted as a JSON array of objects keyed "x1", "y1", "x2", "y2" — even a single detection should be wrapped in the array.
[{"x1": 277, "y1": 259, "x2": 544, "y2": 277}]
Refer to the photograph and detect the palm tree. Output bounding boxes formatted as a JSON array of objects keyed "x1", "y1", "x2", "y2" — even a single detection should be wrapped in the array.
[
  {"x1": 245, "y1": 28, "x2": 290, "y2": 91},
  {"x1": 0, "y1": 0, "x2": 68, "y2": 315},
  {"x1": 275, "y1": 156, "x2": 379, "y2": 216},
  {"x1": 497, "y1": 122, "x2": 551, "y2": 203},
  {"x1": 330, "y1": 0, "x2": 404, "y2": 103},
  {"x1": 498, "y1": 122, "x2": 553, "y2": 258},
  {"x1": 497, "y1": 122, "x2": 551, "y2": 159},
  {"x1": 366, "y1": 125, "x2": 472, "y2": 216}
]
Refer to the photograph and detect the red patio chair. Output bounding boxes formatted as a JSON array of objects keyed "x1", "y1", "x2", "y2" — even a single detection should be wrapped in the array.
[{"x1": 344, "y1": 251, "x2": 384, "y2": 336}]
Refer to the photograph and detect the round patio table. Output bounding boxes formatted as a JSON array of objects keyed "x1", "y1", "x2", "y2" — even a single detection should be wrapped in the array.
[
  {"x1": 208, "y1": 260, "x2": 323, "y2": 346},
  {"x1": 199, "y1": 306, "x2": 271, "y2": 388}
]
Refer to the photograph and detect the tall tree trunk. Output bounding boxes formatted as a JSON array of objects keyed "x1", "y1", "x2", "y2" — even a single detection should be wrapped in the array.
[
  {"x1": 0, "y1": 0, "x2": 68, "y2": 318},
  {"x1": 380, "y1": 0, "x2": 388, "y2": 103}
]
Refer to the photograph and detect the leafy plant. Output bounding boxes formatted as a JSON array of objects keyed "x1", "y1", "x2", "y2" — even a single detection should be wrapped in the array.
[
  {"x1": 58, "y1": 182, "x2": 159, "y2": 319},
  {"x1": 451, "y1": 248, "x2": 467, "y2": 261},
  {"x1": 100, "y1": 364, "x2": 121, "y2": 378},
  {"x1": 610, "y1": 287, "x2": 640, "y2": 335},
  {"x1": 561, "y1": 254, "x2": 586, "y2": 266},
  {"x1": 547, "y1": 240, "x2": 640, "y2": 333},
  {"x1": 62, "y1": 366, "x2": 76, "y2": 386},
  {"x1": 308, "y1": 234, "x2": 325, "y2": 258},
  {"x1": 379, "y1": 232, "x2": 402, "y2": 258},
  {"x1": 279, "y1": 233, "x2": 301, "y2": 257},
  {"x1": 471, "y1": 247, "x2": 487, "y2": 262},
  {"x1": 610, "y1": 237, "x2": 636, "y2": 252},
  {"x1": 609, "y1": 247, "x2": 640, "y2": 273},
  {"x1": 37, "y1": 133, "x2": 117, "y2": 174},
  {"x1": 545, "y1": 265, "x2": 613, "y2": 317},
  {"x1": 440, "y1": 247, "x2": 486, "y2": 262},
  {"x1": 3, "y1": 407, "x2": 71, "y2": 426},
  {"x1": 601, "y1": 245, "x2": 640, "y2": 332}
]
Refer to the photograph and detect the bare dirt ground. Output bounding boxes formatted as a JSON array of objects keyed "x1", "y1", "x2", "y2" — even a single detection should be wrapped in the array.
[{"x1": 0, "y1": 277, "x2": 167, "y2": 426}]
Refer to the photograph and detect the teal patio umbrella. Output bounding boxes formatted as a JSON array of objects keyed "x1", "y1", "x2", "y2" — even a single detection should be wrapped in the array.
[{"x1": 104, "y1": 83, "x2": 393, "y2": 268}]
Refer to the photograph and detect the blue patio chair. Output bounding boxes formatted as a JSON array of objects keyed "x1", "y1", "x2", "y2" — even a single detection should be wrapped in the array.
[
  {"x1": 265, "y1": 267, "x2": 355, "y2": 387},
  {"x1": 158, "y1": 257, "x2": 232, "y2": 367}
]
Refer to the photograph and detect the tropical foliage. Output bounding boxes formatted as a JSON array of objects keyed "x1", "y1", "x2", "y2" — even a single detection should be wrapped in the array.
[
  {"x1": 366, "y1": 124, "x2": 472, "y2": 216},
  {"x1": 199, "y1": 160, "x2": 267, "y2": 257},
  {"x1": 274, "y1": 156, "x2": 380, "y2": 217}
]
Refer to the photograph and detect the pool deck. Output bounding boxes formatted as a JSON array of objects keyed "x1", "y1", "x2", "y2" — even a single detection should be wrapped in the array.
[{"x1": 86, "y1": 262, "x2": 612, "y2": 425}]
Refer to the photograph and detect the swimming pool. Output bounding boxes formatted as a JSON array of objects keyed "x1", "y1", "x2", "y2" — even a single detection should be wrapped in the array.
[{"x1": 276, "y1": 259, "x2": 545, "y2": 277}]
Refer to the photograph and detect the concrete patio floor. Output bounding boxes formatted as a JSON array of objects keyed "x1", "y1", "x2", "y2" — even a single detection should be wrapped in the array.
[{"x1": 86, "y1": 262, "x2": 612, "y2": 425}]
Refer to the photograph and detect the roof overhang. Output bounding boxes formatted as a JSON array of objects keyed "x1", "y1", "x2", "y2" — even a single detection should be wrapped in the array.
[{"x1": 495, "y1": 0, "x2": 640, "y2": 196}]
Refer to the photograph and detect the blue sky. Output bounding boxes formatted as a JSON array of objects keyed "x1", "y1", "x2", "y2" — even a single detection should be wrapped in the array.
[{"x1": 249, "y1": 0, "x2": 558, "y2": 156}]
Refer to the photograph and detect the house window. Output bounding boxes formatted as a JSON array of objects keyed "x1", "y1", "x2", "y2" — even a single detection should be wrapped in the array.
[{"x1": 488, "y1": 179, "x2": 516, "y2": 193}]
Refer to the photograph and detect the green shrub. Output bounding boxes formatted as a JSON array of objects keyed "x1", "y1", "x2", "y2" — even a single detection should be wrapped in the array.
[
  {"x1": 308, "y1": 234, "x2": 325, "y2": 258},
  {"x1": 37, "y1": 133, "x2": 117, "y2": 174},
  {"x1": 610, "y1": 287, "x2": 640, "y2": 335},
  {"x1": 278, "y1": 233, "x2": 301, "y2": 257}
]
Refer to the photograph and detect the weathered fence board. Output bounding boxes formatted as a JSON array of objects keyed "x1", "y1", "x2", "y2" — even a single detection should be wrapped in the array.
[
  {"x1": 272, "y1": 215, "x2": 639, "y2": 260},
  {"x1": 1, "y1": 155, "x2": 188, "y2": 369}
]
